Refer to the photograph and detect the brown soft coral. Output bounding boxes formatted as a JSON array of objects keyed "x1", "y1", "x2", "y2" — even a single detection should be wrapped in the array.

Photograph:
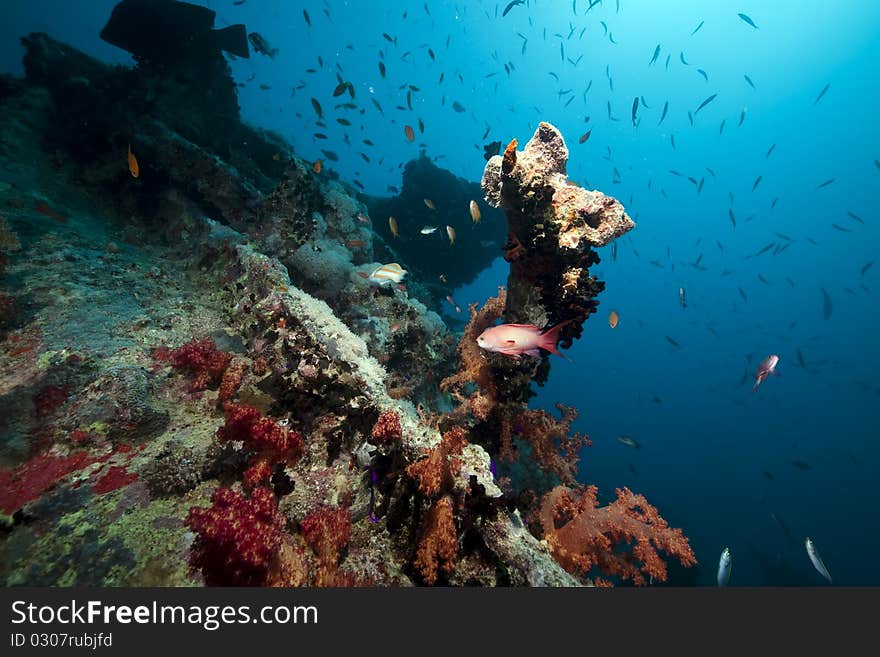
[
  {"x1": 500, "y1": 403, "x2": 591, "y2": 484},
  {"x1": 439, "y1": 287, "x2": 506, "y2": 422},
  {"x1": 414, "y1": 495, "x2": 458, "y2": 585},
  {"x1": 539, "y1": 485, "x2": 697, "y2": 586},
  {"x1": 405, "y1": 426, "x2": 467, "y2": 497}
]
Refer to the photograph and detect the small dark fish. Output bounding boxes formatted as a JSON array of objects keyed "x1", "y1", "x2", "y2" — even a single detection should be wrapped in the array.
[
  {"x1": 578, "y1": 130, "x2": 592, "y2": 144},
  {"x1": 697, "y1": 68, "x2": 708, "y2": 81},
  {"x1": 336, "y1": 117, "x2": 351, "y2": 126},
  {"x1": 791, "y1": 460, "x2": 812, "y2": 471},
  {"x1": 688, "y1": 111, "x2": 694, "y2": 127},
  {"x1": 821, "y1": 288, "x2": 832, "y2": 319},
  {"x1": 766, "y1": 143, "x2": 776, "y2": 158},
  {"x1": 691, "y1": 20, "x2": 704, "y2": 35},
  {"x1": 757, "y1": 273, "x2": 770, "y2": 284},
  {"x1": 846, "y1": 211, "x2": 864, "y2": 224},
  {"x1": 861, "y1": 261, "x2": 874, "y2": 276},
  {"x1": 320, "y1": 149, "x2": 339, "y2": 162},
  {"x1": 814, "y1": 82, "x2": 831, "y2": 105},
  {"x1": 719, "y1": 119, "x2": 726, "y2": 134},
  {"x1": 649, "y1": 44, "x2": 661, "y2": 66},
  {"x1": 502, "y1": 0, "x2": 525, "y2": 17},
  {"x1": 452, "y1": 101, "x2": 466, "y2": 112},
  {"x1": 744, "y1": 74, "x2": 755, "y2": 89},
  {"x1": 378, "y1": 61, "x2": 386, "y2": 78},
  {"x1": 665, "y1": 336, "x2": 681, "y2": 348},
  {"x1": 738, "y1": 13, "x2": 759, "y2": 29},
  {"x1": 816, "y1": 178, "x2": 836, "y2": 189},
  {"x1": 738, "y1": 287, "x2": 748, "y2": 302},
  {"x1": 680, "y1": 51, "x2": 689, "y2": 65},
  {"x1": 310, "y1": 98, "x2": 323, "y2": 119},
  {"x1": 640, "y1": 96, "x2": 652, "y2": 108},
  {"x1": 738, "y1": 109, "x2": 746, "y2": 126},
  {"x1": 762, "y1": 470, "x2": 775, "y2": 481},
  {"x1": 658, "y1": 100, "x2": 669, "y2": 125},
  {"x1": 752, "y1": 175, "x2": 762, "y2": 192},
  {"x1": 631, "y1": 97, "x2": 639, "y2": 127},
  {"x1": 729, "y1": 208, "x2": 736, "y2": 228},
  {"x1": 831, "y1": 223, "x2": 851, "y2": 232},
  {"x1": 695, "y1": 93, "x2": 717, "y2": 114}
]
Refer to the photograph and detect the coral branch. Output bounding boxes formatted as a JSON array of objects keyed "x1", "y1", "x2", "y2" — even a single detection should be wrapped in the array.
[
  {"x1": 440, "y1": 287, "x2": 506, "y2": 422},
  {"x1": 186, "y1": 486, "x2": 284, "y2": 586},
  {"x1": 299, "y1": 506, "x2": 353, "y2": 586},
  {"x1": 371, "y1": 409, "x2": 402, "y2": 445},
  {"x1": 501, "y1": 403, "x2": 591, "y2": 483},
  {"x1": 406, "y1": 426, "x2": 467, "y2": 497},
  {"x1": 217, "y1": 402, "x2": 304, "y2": 466},
  {"x1": 153, "y1": 338, "x2": 233, "y2": 392},
  {"x1": 415, "y1": 495, "x2": 458, "y2": 585},
  {"x1": 539, "y1": 485, "x2": 696, "y2": 586}
]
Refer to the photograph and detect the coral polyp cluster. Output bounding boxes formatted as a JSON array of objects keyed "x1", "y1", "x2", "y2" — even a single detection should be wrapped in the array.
[{"x1": 186, "y1": 486, "x2": 284, "y2": 587}]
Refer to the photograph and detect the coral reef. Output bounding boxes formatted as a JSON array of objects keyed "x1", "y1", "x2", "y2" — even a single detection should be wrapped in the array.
[{"x1": 0, "y1": 26, "x2": 692, "y2": 590}]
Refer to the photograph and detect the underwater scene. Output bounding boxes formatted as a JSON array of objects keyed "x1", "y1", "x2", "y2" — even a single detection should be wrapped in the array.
[{"x1": 0, "y1": 0, "x2": 877, "y2": 587}]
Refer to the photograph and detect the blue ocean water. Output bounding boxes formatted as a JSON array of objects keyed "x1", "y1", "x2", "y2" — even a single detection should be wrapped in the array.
[{"x1": 2, "y1": 0, "x2": 878, "y2": 585}]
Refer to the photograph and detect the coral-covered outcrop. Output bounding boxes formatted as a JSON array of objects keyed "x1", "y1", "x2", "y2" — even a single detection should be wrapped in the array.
[{"x1": 482, "y1": 122, "x2": 634, "y2": 356}]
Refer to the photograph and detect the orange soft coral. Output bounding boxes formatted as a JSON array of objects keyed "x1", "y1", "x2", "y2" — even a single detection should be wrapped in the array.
[
  {"x1": 299, "y1": 506, "x2": 353, "y2": 587},
  {"x1": 440, "y1": 287, "x2": 506, "y2": 422},
  {"x1": 501, "y1": 403, "x2": 591, "y2": 483},
  {"x1": 405, "y1": 426, "x2": 467, "y2": 496},
  {"x1": 414, "y1": 495, "x2": 458, "y2": 585},
  {"x1": 539, "y1": 484, "x2": 696, "y2": 586}
]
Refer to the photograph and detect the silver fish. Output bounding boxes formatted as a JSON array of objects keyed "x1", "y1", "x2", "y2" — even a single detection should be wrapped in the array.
[
  {"x1": 805, "y1": 537, "x2": 832, "y2": 583},
  {"x1": 717, "y1": 547, "x2": 732, "y2": 586},
  {"x1": 420, "y1": 226, "x2": 438, "y2": 234}
]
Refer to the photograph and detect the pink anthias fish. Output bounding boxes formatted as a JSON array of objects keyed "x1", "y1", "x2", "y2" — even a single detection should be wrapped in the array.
[
  {"x1": 476, "y1": 322, "x2": 571, "y2": 360},
  {"x1": 752, "y1": 354, "x2": 780, "y2": 392}
]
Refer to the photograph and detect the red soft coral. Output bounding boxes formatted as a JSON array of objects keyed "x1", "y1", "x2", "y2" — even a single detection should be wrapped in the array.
[
  {"x1": 217, "y1": 402, "x2": 303, "y2": 465},
  {"x1": 154, "y1": 338, "x2": 232, "y2": 392},
  {"x1": 371, "y1": 409, "x2": 402, "y2": 444},
  {"x1": 539, "y1": 485, "x2": 697, "y2": 586},
  {"x1": 186, "y1": 486, "x2": 284, "y2": 586}
]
